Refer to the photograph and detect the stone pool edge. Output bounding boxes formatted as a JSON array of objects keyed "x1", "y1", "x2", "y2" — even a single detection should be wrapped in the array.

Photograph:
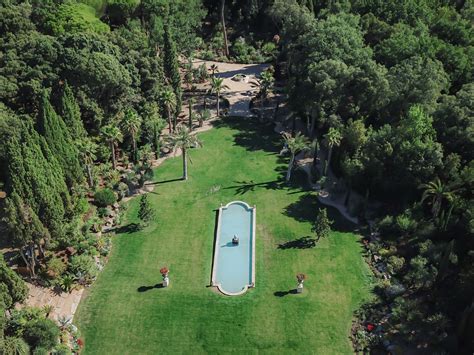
[{"x1": 211, "y1": 201, "x2": 256, "y2": 296}]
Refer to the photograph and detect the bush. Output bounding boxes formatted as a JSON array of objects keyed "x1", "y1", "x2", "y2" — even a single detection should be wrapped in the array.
[
  {"x1": 69, "y1": 254, "x2": 98, "y2": 282},
  {"x1": 46, "y1": 257, "x2": 67, "y2": 279},
  {"x1": 0, "y1": 336, "x2": 30, "y2": 355},
  {"x1": 387, "y1": 255, "x2": 405, "y2": 274},
  {"x1": 53, "y1": 343, "x2": 72, "y2": 355},
  {"x1": 24, "y1": 318, "x2": 60, "y2": 351},
  {"x1": 94, "y1": 188, "x2": 116, "y2": 207}
]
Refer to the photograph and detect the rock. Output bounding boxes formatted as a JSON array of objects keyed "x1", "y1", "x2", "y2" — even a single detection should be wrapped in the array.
[{"x1": 113, "y1": 203, "x2": 120, "y2": 209}]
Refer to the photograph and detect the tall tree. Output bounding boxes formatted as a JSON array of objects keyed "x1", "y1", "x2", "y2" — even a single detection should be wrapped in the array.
[
  {"x1": 59, "y1": 81, "x2": 86, "y2": 139},
  {"x1": 420, "y1": 177, "x2": 457, "y2": 218},
  {"x1": 37, "y1": 91, "x2": 83, "y2": 186},
  {"x1": 143, "y1": 102, "x2": 166, "y2": 157},
  {"x1": 282, "y1": 132, "x2": 310, "y2": 182},
  {"x1": 101, "y1": 124, "x2": 123, "y2": 170},
  {"x1": 77, "y1": 138, "x2": 97, "y2": 188},
  {"x1": 166, "y1": 125, "x2": 201, "y2": 180},
  {"x1": 121, "y1": 109, "x2": 142, "y2": 163},
  {"x1": 209, "y1": 77, "x2": 229, "y2": 117},
  {"x1": 160, "y1": 88, "x2": 177, "y2": 133},
  {"x1": 220, "y1": 0, "x2": 230, "y2": 57},
  {"x1": 163, "y1": 23, "x2": 182, "y2": 129},
  {"x1": 324, "y1": 127, "x2": 342, "y2": 175}
]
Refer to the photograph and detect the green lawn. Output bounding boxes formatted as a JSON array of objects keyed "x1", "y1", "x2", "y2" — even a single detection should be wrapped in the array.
[{"x1": 75, "y1": 117, "x2": 372, "y2": 354}]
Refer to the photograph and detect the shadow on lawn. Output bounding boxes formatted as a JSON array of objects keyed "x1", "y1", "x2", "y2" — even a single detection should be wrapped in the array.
[
  {"x1": 284, "y1": 193, "x2": 357, "y2": 233},
  {"x1": 278, "y1": 236, "x2": 317, "y2": 249},
  {"x1": 224, "y1": 179, "x2": 283, "y2": 195},
  {"x1": 274, "y1": 289, "x2": 298, "y2": 297},
  {"x1": 137, "y1": 284, "x2": 164, "y2": 292},
  {"x1": 114, "y1": 223, "x2": 140, "y2": 234},
  {"x1": 147, "y1": 178, "x2": 183, "y2": 185}
]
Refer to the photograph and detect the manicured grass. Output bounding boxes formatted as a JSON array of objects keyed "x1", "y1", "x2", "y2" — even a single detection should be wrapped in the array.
[{"x1": 75, "y1": 117, "x2": 372, "y2": 354}]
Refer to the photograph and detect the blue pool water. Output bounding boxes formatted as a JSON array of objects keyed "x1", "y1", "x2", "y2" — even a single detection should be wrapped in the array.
[{"x1": 214, "y1": 202, "x2": 254, "y2": 294}]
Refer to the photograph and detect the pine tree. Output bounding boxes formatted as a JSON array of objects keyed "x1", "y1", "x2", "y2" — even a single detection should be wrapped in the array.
[
  {"x1": 37, "y1": 90, "x2": 83, "y2": 186},
  {"x1": 163, "y1": 23, "x2": 182, "y2": 130},
  {"x1": 138, "y1": 194, "x2": 154, "y2": 227},
  {"x1": 59, "y1": 81, "x2": 87, "y2": 139},
  {"x1": 312, "y1": 208, "x2": 333, "y2": 241}
]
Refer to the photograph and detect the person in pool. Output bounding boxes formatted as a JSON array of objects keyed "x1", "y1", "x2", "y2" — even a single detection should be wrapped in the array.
[{"x1": 232, "y1": 235, "x2": 239, "y2": 244}]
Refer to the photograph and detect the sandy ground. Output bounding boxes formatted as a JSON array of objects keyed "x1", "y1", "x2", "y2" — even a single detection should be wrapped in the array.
[{"x1": 192, "y1": 59, "x2": 269, "y2": 116}]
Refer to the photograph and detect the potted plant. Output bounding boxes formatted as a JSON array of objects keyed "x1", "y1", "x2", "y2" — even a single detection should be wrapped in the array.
[
  {"x1": 160, "y1": 267, "x2": 169, "y2": 287},
  {"x1": 296, "y1": 273, "x2": 306, "y2": 293}
]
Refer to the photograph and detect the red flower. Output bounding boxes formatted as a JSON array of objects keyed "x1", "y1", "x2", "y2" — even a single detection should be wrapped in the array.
[
  {"x1": 160, "y1": 267, "x2": 169, "y2": 275},
  {"x1": 366, "y1": 323, "x2": 375, "y2": 332},
  {"x1": 77, "y1": 338, "x2": 84, "y2": 347}
]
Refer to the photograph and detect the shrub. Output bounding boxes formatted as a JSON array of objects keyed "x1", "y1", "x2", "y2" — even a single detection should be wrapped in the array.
[
  {"x1": 57, "y1": 275, "x2": 76, "y2": 293},
  {"x1": 0, "y1": 336, "x2": 30, "y2": 355},
  {"x1": 94, "y1": 188, "x2": 116, "y2": 207},
  {"x1": 387, "y1": 255, "x2": 405, "y2": 274},
  {"x1": 54, "y1": 343, "x2": 72, "y2": 355},
  {"x1": 69, "y1": 254, "x2": 98, "y2": 282},
  {"x1": 46, "y1": 257, "x2": 67, "y2": 279},
  {"x1": 24, "y1": 318, "x2": 60, "y2": 351}
]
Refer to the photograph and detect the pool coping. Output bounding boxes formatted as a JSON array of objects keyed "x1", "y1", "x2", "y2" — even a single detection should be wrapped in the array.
[{"x1": 211, "y1": 201, "x2": 256, "y2": 296}]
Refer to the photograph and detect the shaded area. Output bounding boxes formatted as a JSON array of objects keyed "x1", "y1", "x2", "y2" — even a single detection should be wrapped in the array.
[
  {"x1": 224, "y1": 179, "x2": 283, "y2": 195},
  {"x1": 274, "y1": 289, "x2": 298, "y2": 297},
  {"x1": 114, "y1": 223, "x2": 140, "y2": 234},
  {"x1": 148, "y1": 178, "x2": 183, "y2": 185},
  {"x1": 278, "y1": 236, "x2": 317, "y2": 250},
  {"x1": 284, "y1": 193, "x2": 357, "y2": 233},
  {"x1": 137, "y1": 284, "x2": 163, "y2": 292}
]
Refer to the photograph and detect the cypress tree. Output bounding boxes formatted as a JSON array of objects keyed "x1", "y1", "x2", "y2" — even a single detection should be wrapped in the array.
[
  {"x1": 59, "y1": 81, "x2": 87, "y2": 139},
  {"x1": 138, "y1": 194, "x2": 154, "y2": 227},
  {"x1": 37, "y1": 90, "x2": 83, "y2": 186},
  {"x1": 163, "y1": 23, "x2": 182, "y2": 129},
  {"x1": 6, "y1": 119, "x2": 70, "y2": 241}
]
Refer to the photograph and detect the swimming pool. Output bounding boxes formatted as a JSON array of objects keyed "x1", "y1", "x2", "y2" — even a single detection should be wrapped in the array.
[{"x1": 211, "y1": 201, "x2": 256, "y2": 296}]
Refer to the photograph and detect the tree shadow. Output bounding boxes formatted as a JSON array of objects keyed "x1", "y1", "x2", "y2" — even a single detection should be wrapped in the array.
[
  {"x1": 137, "y1": 284, "x2": 163, "y2": 292},
  {"x1": 115, "y1": 223, "x2": 140, "y2": 234},
  {"x1": 284, "y1": 193, "x2": 357, "y2": 233},
  {"x1": 214, "y1": 116, "x2": 281, "y2": 154},
  {"x1": 273, "y1": 289, "x2": 298, "y2": 297},
  {"x1": 278, "y1": 236, "x2": 317, "y2": 250},
  {"x1": 147, "y1": 178, "x2": 183, "y2": 185},
  {"x1": 224, "y1": 179, "x2": 284, "y2": 195}
]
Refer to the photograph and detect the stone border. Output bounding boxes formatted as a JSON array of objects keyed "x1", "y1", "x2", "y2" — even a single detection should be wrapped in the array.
[{"x1": 211, "y1": 201, "x2": 256, "y2": 296}]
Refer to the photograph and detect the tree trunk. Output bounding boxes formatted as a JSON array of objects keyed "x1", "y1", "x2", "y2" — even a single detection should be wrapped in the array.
[
  {"x1": 182, "y1": 148, "x2": 188, "y2": 180},
  {"x1": 220, "y1": 0, "x2": 229, "y2": 58},
  {"x1": 86, "y1": 164, "x2": 94, "y2": 188},
  {"x1": 188, "y1": 99, "x2": 193, "y2": 130},
  {"x1": 325, "y1": 146, "x2": 333, "y2": 176},
  {"x1": 153, "y1": 126, "x2": 160, "y2": 157},
  {"x1": 286, "y1": 154, "x2": 295, "y2": 182},
  {"x1": 309, "y1": 109, "x2": 316, "y2": 138},
  {"x1": 132, "y1": 137, "x2": 137, "y2": 163},
  {"x1": 111, "y1": 142, "x2": 117, "y2": 170},
  {"x1": 20, "y1": 248, "x2": 35, "y2": 278},
  {"x1": 273, "y1": 97, "x2": 280, "y2": 121},
  {"x1": 216, "y1": 93, "x2": 220, "y2": 117},
  {"x1": 167, "y1": 107, "x2": 172, "y2": 133},
  {"x1": 344, "y1": 184, "x2": 352, "y2": 207}
]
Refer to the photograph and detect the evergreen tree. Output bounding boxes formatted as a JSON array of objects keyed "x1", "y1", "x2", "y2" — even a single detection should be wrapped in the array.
[
  {"x1": 59, "y1": 81, "x2": 87, "y2": 139},
  {"x1": 6, "y1": 119, "x2": 69, "y2": 241},
  {"x1": 138, "y1": 194, "x2": 154, "y2": 227},
  {"x1": 37, "y1": 91, "x2": 83, "y2": 186},
  {"x1": 312, "y1": 208, "x2": 333, "y2": 241},
  {"x1": 163, "y1": 23, "x2": 182, "y2": 130},
  {"x1": 0, "y1": 256, "x2": 28, "y2": 308}
]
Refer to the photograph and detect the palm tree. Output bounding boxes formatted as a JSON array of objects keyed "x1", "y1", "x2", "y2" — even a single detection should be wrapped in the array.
[
  {"x1": 160, "y1": 88, "x2": 177, "y2": 133},
  {"x1": 166, "y1": 125, "x2": 202, "y2": 180},
  {"x1": 282, "y1": 132, "x2": 310, "y2": 182},
  {"x1": 220, "y1": 0, "x2": 229, "y2": 58},
  {"x1": 251, "y1": 70, "x2": 274, "y2": 121},
  {"x1": 324, "y1": 127, "x2": 342, "y2": 175},
  {"x1": 210, "y1": 77, "x2": 229, "y2": 117},
  {"x1": 209, "y1": 64, "x2": 219, "y2": 77},
  {"x1": 101, "y1": 124, "x2": 123, "y2": 170},
  {"x1": 77, "y1": 138, "x2": 97, "y2": 188},
  {"x1": 121, "y1": 109, "x2": 142, "y2": 163},
  {"x1": 420, "y1": 177, "x2": 457, "y2": 218}
]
